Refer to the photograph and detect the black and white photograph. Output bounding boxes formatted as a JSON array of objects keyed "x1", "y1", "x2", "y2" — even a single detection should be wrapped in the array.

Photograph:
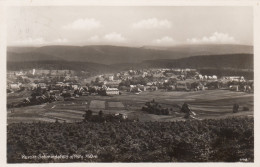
[{"x1": 2, "y1": 1, "x2": 258, "y2": 164}]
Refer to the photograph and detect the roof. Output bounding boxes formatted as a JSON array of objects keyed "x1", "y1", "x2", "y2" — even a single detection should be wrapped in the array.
[{"x1": 106, "y1": 88, "x2": 119, "y2": 91}]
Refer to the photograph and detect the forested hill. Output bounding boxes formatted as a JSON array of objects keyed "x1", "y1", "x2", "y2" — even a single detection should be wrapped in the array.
[
  {"x1": 7, "y1": 44, "x2": 253, "y2": 65},
  {"x1": 139, "y1": 54, "x2": 253, "y2": 69},
  {"x1": 7, "y1": 54, "x2": 253, "y2": 74}
]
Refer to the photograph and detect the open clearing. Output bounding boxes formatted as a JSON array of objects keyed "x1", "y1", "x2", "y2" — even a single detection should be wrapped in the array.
[
  {"x1": 89, "y1": 100, "x2": 106, "y2": 109},
  {"x1": 7, "y1": 89, "x2": 253, "y2": 123},
  {"x1": 108, "y1": 102, "x2": 125, "y2": 108}
]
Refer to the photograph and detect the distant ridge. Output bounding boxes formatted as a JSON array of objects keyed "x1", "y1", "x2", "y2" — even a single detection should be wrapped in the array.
[
  {"x1": 7, "y1": 44, "x2": 253, "y2": 65},
  {"x1": 7, "y1": 53, "x2": 253, "y2": 73},
  {"x1": 139, "y1": 53, "x2": 253, "y2": 69}
]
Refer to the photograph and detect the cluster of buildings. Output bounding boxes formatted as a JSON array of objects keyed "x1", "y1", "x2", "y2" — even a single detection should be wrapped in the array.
[
  {"x1": 96, "y1": 69, "x2": 253, "y2": 93},
  {"x1": 7, "y1": 68, "x2": 254, "y2": 108}
]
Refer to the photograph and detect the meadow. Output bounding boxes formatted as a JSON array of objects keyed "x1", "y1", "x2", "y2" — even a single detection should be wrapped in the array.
[{"x1": 7, "y1": 89, "x2": 253, "y2": 123}]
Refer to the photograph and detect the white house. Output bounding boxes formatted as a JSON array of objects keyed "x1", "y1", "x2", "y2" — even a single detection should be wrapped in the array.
[
  {"x1": 106, "y1": 88, "x2": 119, "y2": 95},
  {"x1": 222, "y1": 76, "x2": 245, "y2": 82},
  {"x1": 9, "y1": 83, "x2": 21, "y2": 90},
  {"x1": 71, "y1": 84, "x2": 79, "y2": 90},
  {"x1": 212, "y1": 75, "x2": 218, "y2": 80},
  {"x1": 108, "y1": 75, "x2": 114, "y2": 81}
]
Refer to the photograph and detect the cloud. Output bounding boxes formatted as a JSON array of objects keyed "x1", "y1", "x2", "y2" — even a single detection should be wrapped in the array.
[
  {"x1": 153, "y1": 36, "x2": 176, "y2": 45},
  {"x1": 187, "y1": 32, "x2": 238, "y2": 44},
  {"x1": 103, "y1": 32, "x2": 126, "y2": 42},
  {"x1": 62, "y1": 18, "x2": 101, "y2": 30},
  {"x1": 12, "y1": 38, "x2": 69, "y2": 45},
  {"x1": 53, "y1": 38, "x2": 68, "y2": 43},
  {"x1": 88, "y1": 35, "x2": 100, "y2": 43},
  {"x1": 13, "y1": 37, "x2": 46, "y2": 45},
  {"x1": 133, "y1": 18, "x2": 172, "y2": 29},
  {"x1": 87, "y1": 33, "x2": 126, "y2": 43}
]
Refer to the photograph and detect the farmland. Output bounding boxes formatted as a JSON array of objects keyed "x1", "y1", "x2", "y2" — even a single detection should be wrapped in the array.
[{"x1": 7, "y1": 89, "x2": 253, "y2": 124}]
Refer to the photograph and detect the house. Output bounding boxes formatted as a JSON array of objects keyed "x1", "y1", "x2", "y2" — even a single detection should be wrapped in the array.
[
  {"x1": 146, "y1": 82, "x2": 154, "y2": 86},
  {"x1": 49, "y1": 90, "x2": 61, "y2": 95},
  {"x1": 115, "y1": 113, "x2": 128, "y2": 119},
  {"x1": 116, "y1": 73, "x2": 121, "y2": 77},
  {"x1": 104, "y1": 80, "x2": 121, "y2": 88},
  {"x1": 30, "y1": 83, "x2": 38, "y2": 90},
  {"x1": 9, "y1": 83, "x2": 21, "y2": 90},
  {"x1": 129, "y1": 86, "x2": 142, "y2": 93},
  {"x1": 149, "y1": 86, "x2": 158, "y2": 91},
  {"x1": 81, "y1": 91, "x2": 90, "y2": 96},
  {"x1": 108, "y1": 75, "x2": 114, "y2": 81},
  {"x1": 23, "y1": 98, "x2": 31, "y2": 104},
  {"x1": 176, "y1": 82, "x2": 189, "y2": 91},
  {"x1": 197, "y1": 74, "x2": 203, "y2": 80},
  {"x1": 222, "y1": 76, "x2": 245, "y2": 82},
  {"x1": 106, "y1": 88, "x2": 120, "y2": 95},
  {"x1": 178, "y1": 75, "x2": 186, "y2": 80},
  {"x1": 142, "y1": 72, "x2": 148, "y2": 77},
  {"x1": 212, "y1": 75, "x2": 218, "y2": 80},
  {"x1": 64, "y1": 75, "x2": 70, "y2": 80},
  {"x1": 38, "y1": 83, "x2": 47, "y2": 89},
  {"x1": 55, "y1": 95, "x2": 64, "y2": 101},
  {"x1": 165, "y1": 72, "x2": 174, "y2": 77},
  {"x1": 15, "y1": 71, "x2": 25, "y2": 76},
  {"x1": 56, "y1": 82, "x2": 64, "y2": 87},
  {"x1": 167, "y1": 85, "x2": 176, "y2": 91},
  {"x1": 129, "y1": 85, "x2": 136, "y2": 91},
  {"x1": 71, "y1": 84, "x2": 80, "y2": 90},
  {"x1": 230, "y1": 85, "x2": 239, "y2": 91},
  {"x1": 138, "y1": 85, "x2": 147, "y2": 91}
]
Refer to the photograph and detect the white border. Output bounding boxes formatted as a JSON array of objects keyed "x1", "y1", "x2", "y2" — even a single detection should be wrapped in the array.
[{"x1": 0, "y1": 0, "x2": 259, "y2": 167}]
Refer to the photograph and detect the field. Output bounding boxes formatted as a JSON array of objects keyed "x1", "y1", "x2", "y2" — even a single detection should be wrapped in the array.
[
  {"x1": 7, "y1": 89, "x2": 253, "y2": 124},
  {"x1": 89, "y1": 100, "x2": 106, "y2": 109}
]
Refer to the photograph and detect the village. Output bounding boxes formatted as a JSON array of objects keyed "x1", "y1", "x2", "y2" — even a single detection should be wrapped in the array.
[{"x1": 7, "y1": 68, "x2": 253, "y2": 109}]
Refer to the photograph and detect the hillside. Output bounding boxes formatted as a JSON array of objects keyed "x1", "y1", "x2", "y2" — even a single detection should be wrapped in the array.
[
  {"x1": 7, "y1": 52, "x2": 63, "y2": 62},
  {"x1": 143, "y1": 44, "x2": 253, "y2": 55},
  {"x1": 7, "y1": 116, "x2": 254, "y2": 162},
  {"x1": 136, "y1": 54, "x2": 254, "y2": 79},
  {"x1": 7, "y1": 45, "x2": 177, "y2": 64},
  {"x1": 140, "y1": 54, "x2": 253, "y2": 69},
  {"x1": 7, "y1": 44, "x2": 253, "y2": 65},
  {"x1": 7, "y1": 53, "x2": 253, "y2": 79},
  {"x1": 7, "y1": 61, "x2": 113, "y2": 73}
]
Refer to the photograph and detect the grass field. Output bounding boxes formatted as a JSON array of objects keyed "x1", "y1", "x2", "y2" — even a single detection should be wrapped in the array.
[
  {"x1": 7, "y1": 89, "x2": 253, "y2": 123},
  {"x1": 89, "y1": 100, "x2": 106, "y2": 109},
  {"x1": 108, "y1": 102, "x2": 125, "y2": 108}
]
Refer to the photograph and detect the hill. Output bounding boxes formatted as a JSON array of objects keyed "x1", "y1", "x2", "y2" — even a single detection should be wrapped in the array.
[
  {"x1": 140, "y1": 53, "x2": 253, "y2": 69},
  {"x1": 7, "y1": 61, "x2": 113, "y2": 73},
  {"x1": 7, "y1": 44, "x2": 253, "y2": 65},
  {"x1": 7, "y1": 52, "x2": 63, "y2": 62},
  {"x1": 7, "y1": 53, "x2": 253, "y2": 79},
  {"x1": 7, "y1": 116, "x2": 254, "y2": 162},
  {"x1": 143, "y1": 44, "x2": 253, "y2": 55}
]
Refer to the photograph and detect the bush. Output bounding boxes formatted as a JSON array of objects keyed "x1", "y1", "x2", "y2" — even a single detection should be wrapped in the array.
[{"x1": 7, "y1": 116, "x2": 253, "y2": 163}]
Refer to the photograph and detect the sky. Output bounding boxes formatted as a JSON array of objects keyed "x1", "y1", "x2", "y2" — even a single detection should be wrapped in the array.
[{"x1": 7, "y1": 6, "x2": 253, "y2": 46}]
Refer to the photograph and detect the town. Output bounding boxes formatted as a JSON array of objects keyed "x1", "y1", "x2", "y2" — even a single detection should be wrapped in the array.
[{"x1": 7, "y1": 68, "x2": 253, "y2": 109}]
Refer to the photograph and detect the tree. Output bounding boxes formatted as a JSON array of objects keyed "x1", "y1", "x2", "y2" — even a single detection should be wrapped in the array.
[
  {"x1": 119, "y1": 79, "x2": 130, "y2": 87},
  {"x1": 99, "y1": 110, "x2": 104, "y2": 117},
  {"x1": 83, "y1": 110, "x2": 93, "y2": 122}
]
